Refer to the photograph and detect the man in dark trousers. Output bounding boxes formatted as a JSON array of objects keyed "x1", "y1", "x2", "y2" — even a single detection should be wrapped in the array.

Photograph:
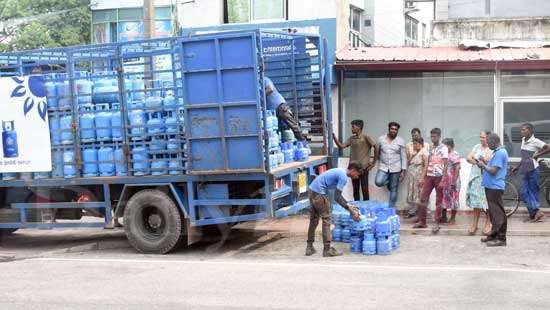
[
  {"x1": 477, "y1": 133, "x2": 509, "y2": 247},
  {"x1": 306, "y1": 162, "x2": 362, "y2": 257},
  {"x1": 264, "y1": 76, "x2": 305, "y2": 141},
  {"x1": 333, "y1": 120, "x2": 377, "y2": 201},
  {"x1": 512, "y1": 123, "x2": 550, "y2": 223}
]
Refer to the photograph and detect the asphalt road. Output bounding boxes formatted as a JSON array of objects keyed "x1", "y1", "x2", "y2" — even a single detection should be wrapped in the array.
[{"x1": 1, "y1": 229, "x2": 550, "y2": 309}]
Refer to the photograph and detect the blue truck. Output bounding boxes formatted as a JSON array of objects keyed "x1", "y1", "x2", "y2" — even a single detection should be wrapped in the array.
[{"x1": 0, "y1": 30, "x2": 334, "y2": 253}]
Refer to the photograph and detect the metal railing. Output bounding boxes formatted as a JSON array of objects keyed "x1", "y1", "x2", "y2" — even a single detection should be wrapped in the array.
[{"x1": 349, "y1": 29, "x2": 370, "y2": 48}]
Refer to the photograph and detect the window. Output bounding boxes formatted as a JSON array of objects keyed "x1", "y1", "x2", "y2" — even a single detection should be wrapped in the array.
[
  {"x1": 503, "y1": 101, "x2": 550, "y2": 158},
  {"x1": 225, "y1": 0, "x2": 286, "y2": 24},
  {"x1": 350, "y1": 6, "x2": 362, "y2": 32},
  {"x1": 364, "y1": 19, "x2": 371, "y2": 27},
  {"x1": 91, "y1": 6, "x2": 173, "y2": 43},
  {"x1": 422, "y1": 23, "x2": 427, "y2": 47},
  {"x1": 405, "y1": 15, "x2": 418, "y2": 46}
]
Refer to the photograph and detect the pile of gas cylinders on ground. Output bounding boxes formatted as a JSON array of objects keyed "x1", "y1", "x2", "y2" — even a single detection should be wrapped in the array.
[
  {"x1": 264, "y1": 110, "x2": 309, "y2": 170},
  {"x1": 332, "y1": 201, "x2": 400, "y2": 255}
]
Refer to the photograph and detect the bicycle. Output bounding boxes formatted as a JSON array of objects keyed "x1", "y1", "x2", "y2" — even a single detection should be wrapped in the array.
[{"x1": 503, "y1": 159, "x2": 550, "y2": 217}]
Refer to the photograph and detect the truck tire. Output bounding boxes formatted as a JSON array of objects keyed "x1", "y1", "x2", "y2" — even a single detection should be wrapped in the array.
[
  {"x1": 123, "y1": 189, "x2": 183, "y2": 254},
  {"x1": 0, "y1": 209, "x2": 20, "y2": 235}
]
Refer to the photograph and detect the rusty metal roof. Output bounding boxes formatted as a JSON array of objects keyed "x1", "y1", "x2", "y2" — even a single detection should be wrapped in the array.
[{"x1": 335, "y1": 47, "x2": 550, "y2": 71}]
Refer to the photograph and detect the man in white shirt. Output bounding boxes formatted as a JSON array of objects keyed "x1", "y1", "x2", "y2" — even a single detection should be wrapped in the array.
[{"x1": 512, "y1": 123, "x2": 550, "y2": 223}]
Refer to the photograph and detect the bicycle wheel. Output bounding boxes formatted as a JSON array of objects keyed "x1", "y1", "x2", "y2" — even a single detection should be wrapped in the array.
[{"x1": 503, "y1": 180, "x2": 520, "y2": 217}]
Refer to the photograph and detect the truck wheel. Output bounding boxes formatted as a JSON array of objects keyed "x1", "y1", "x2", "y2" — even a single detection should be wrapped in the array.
[
  {"x1": 124, "y1": 189, "x2": 183, "y2": 254},
  {"x1": 0, "y1": 228, "x2": 18, "y2": 235}
]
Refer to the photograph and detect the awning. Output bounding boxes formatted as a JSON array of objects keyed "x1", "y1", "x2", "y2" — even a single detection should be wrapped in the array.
[{"x1": 335, "y1": 46, "x2": 550, "y2": 71}]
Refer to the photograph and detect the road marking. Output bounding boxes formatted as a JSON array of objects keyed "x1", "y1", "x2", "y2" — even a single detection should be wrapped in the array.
[{"x1": 29, "y1": 257, "x2": 550, "y2": 275}]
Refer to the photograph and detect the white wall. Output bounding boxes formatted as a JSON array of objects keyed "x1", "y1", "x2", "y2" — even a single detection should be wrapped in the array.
[
  {"x1": 372, "y1": 0, "x2": 405, "y2": 46},
  {"x1": 349, "y1": 0, "x2": 366, "y2": 10},
  {"x1": 177, "y1": 0, "x2": 223, "y2": 28},
  {"x1": 288, "y1": 0, "x2": 338, "y2": 20},
  {"x1": 409, "y1": 2, "x2": 435, "y2": 47}
]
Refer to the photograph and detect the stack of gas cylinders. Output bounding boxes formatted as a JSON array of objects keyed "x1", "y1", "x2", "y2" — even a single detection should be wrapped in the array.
[
  {"x1": 332, "y1": 201, "x2": 400, "y2": 256},
  {"x1": 265, "y1": 109, "x2": 310, "y2": 170},
  {"x1": 22, "y1": 71, "x2": 186, "y2": 180}
]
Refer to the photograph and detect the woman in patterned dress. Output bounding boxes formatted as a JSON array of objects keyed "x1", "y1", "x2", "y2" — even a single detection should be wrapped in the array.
[
  {"x1": 442, "y1": 138, "x2": 461, "y2": 224},
  {"x1": 406, "y1": 137, "x2": 428, "y2": 218},
  {"x1": 466, "y1": 130, "x2": 493, "y2": 235}
]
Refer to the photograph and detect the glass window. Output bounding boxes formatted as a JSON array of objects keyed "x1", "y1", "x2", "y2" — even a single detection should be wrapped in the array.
[
  {"x1": 350, "y1": 7, "x2": 362, "y2": 32},
  {"x1": 500, "y1": 71, "x2": 550, "y2": 97},
  {"x1": 253, "y1": 0, "x2": 285, "y2": 20},
  {"x1": 226, "y1": 0, "x2": 286, "y2": 23},
  {"x1": 155, "y1": 6, "x2": 172, "y2": 19},
  {"x1": 118, "y1": 8, "x2": 143, "y2": 21},
  {"x1": 405, "y1": 15, "x2": 418, "y2": 46},
  {"x1": 227, "y1": 0, "x2": 250, "y2": 23},
  {"x1": 92, "y1": 9, "x2": 117, "y2": 23},
  {"x1": 93, "y1": 23, "x2": 110, "y2": 44},
  {"x1": 343, "y1": 72, "x2": 494, "y2": 156},
  {"x1": 503, "y1": 101, "x2": 550, "y2": 158}
]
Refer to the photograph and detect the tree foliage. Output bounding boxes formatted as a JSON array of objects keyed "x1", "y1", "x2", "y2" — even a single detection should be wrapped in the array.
[{"x1": 0, "y1": 0, "x2": 91, "y2": 51}]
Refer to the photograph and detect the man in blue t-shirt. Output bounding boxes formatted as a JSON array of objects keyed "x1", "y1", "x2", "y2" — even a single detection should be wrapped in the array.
[
  {"x1": 306, "y1": 162, "x2": 362, "y2": 257},
  {"x1": 476, "y1": 133, "x2": 509, "y2": 247},
  {"x1": 264, "y1": 76, "x2": 305, "y2": 141}
]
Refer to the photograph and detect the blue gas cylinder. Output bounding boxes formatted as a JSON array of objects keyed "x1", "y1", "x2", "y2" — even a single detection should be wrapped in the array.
[
  {"x1": 362, "y1": 234, "x2": 377, "y2": 255},
  {"x1": 376, "y1": 237, "x2": 392, "y2": 255},
  {"x1": 147, "y1": 112, "x2": 164, "y2": 135},
  {"x1": 59, "y1": 114, "x2": 73, "y2": 144},
  {"x1": 281, "y1": 142, "x2": 294, "y2": 163},
  {"x1": 277, "y1": 151, "x2": 285, "y2": 166},
  {"x1": 44, "y1": 73, "x2": 58, "y2": 108},
  {"x1": 132, "y1": 146, "x2": 150, "y2": 176},
  {"x1": 294, "y1": 141, "x2": 309, "y2": 162},
  {"x1": 82, "y1": 148, "x2": 98, "y2": 177},
  {"x1": 151, "y1": 155, "x2": 168, "y2": 176},
  {"x1": 332, "y1": 226, "x2": 342, "y2": 242},
  {"x1": 49, "y1": 115, "x2": 61, "y2": 145},
  {"x1": 149, "y1": 138, "x2": 166, "y2": 151},
  {"x1": 351, "y1": 215, "x2": 367, "y2": 231},
  {"x1": 163, "y1": 90, "x2": 176, "y2": 109},
  {"x1": 342, "y1": 228, "x2": 351, "y2": 242},
  {"x1": 114, "y1": 148, "x2": 127, "y2": 176},
  {"x1": 269, "y1": 110, "x2": 279, "y2": 130},
  {"x1": 350, "y1": 236, "x2": 363, "y2": 253},
  {"x1": 98, "y1": 146, "x2": 115, "y2": 176},
  {"x1": 75, "y1": 71, "x2": 93, "y2": 106},
  {"x1": 269, "y1": 153, "x2": 278, "y2": 169},
  {"x1": 93, "y1": 72, "x2": 118, "y2": 104},
  {"x1": 375, "y1": 218, "x2": 391, "y2": 237},
  {"x1": 123, "y1": 76, "x2": 133, "y2": 102},
  {"x1": 95, "y1": 104, "x2": 112, "y2": 141},
  {"x1": 111, "y1": 103, "x2": 123, "y2": 142},
  {"x1": 391, "y1": 234, "x2": 400, "y2": 250},
  {"x1": 132, "y1": 78, "x2": 145, "y2": 101},
  {"x1": 165, "y1": 111, "x2": 178, "y2": 133},
  {"x1": 129, "y1": 109, "x2": 147, "y2": 140},
  {"x1": 168, "y1": 155, "x2": 181, "y2": 175},
  {"x1": 52, "y1": 150, "x2": 64, "y2": 178},
  {"x1": 80, "y1": 105, "x2": 95, "y2": 143},
  {"x1": 63, "y1": 150, "x2": 76, "y2": 178},
  {"x1": 145, "y1": 91, "x2": 162, "y2": 109},
  {"x1": 56, "y1": 74, "x2": 70, "y2": 109}
]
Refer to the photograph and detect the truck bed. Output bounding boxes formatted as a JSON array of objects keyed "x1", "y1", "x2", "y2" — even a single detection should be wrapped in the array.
[{"x1": 271, "y1": 155, "x2": 327, "y2": 176}]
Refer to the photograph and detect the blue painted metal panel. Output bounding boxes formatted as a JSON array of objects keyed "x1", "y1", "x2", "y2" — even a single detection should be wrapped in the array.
[{"x1": 182, "y1": 32, "x2": 264, "y2": 173}]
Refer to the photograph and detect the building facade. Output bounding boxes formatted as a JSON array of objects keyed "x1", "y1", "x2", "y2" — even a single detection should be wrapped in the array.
[
  {"x1": 90, "y1": 0, "x2": 176, "y2": 44},
  {"x1": 335, "y1": 0, "x2": 550, "y2": 208}
]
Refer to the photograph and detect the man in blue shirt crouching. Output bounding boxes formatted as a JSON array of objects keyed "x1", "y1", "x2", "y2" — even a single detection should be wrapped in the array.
[{"x1": 306, "y1": 162, "x2": 362, "y2": 257}]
